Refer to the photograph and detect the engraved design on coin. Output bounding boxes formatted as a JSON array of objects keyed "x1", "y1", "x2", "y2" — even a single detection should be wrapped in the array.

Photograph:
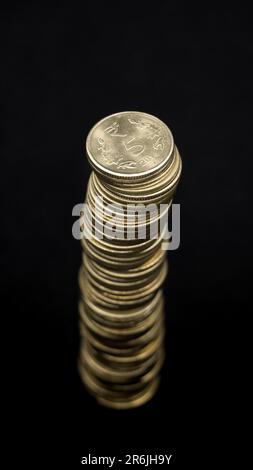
[
  {"x1": 127, "y1": 118, "x2": 166, "y2": 151},
  {"x1": 86, "y1": 112, "x2": 174, "y2": 177}
]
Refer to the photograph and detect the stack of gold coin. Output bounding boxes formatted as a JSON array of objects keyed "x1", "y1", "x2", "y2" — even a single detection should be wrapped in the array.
[{"x1": 78, "y1": 112, "x2": 182, "y2": 409}]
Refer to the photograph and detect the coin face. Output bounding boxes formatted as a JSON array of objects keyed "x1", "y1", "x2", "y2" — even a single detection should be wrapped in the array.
[{"x1": 86, "y1": 111, "x2": 174, "y2": 181}]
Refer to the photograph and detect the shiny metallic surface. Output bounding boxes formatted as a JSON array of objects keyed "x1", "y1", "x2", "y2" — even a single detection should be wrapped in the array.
[
  {"x1": 78, "y1": 111, "x2": 182, "y2": 408},
  {"x1": 86, "y1": 111, "x2": 174, "y2": 182}
]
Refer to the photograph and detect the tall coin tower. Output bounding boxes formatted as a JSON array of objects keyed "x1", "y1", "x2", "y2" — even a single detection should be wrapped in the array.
[{"x1": 78, "y1": 112, "x2": 182, "y2": 409}]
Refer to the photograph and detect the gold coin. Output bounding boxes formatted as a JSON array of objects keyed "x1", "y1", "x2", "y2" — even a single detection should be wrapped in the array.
[
  {"x1": 83, "y1": 255, "x2": 165, "y2": 291},
  {"x1": 79, "y1": 299, "x2": 163, "y2": 338},
  {"x1": 79, "y1": 273, "x2": 156, "y2": 308},
  {"x1": 80, "y1": 299, "x2": 163, "y2": 337},
  {"x1": 82, "y1": 288, "x2": 163, "y2": 323},
  {"x1": 80, "y1": 307, "x2": 164, "y2": 347},
  {"x1": 81, "y1": 260, "x2": 167, "y2": 298},
  {"x1": 78, "y1": 360, "x2": 161, "y2": 407},
  {"x1": 81, "y1": 343, "x2": 164, "y2": 383},
  {"x1": 80, "y1": 323, "x2": 165, "y2": 357},
  {"x1": 95, "y1": 378, "x2": 160, "y2": 409},
  {"x1": 86, "y1": 111, "x2": 174, "y2": 183},
  {"x1": 85, "y1": 250, "x2": 166, "y2": 282}
]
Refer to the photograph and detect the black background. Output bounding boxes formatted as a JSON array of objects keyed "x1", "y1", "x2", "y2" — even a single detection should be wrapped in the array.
[{"x1": 1, "y1": 2, "x2": 252, "y2": 466}]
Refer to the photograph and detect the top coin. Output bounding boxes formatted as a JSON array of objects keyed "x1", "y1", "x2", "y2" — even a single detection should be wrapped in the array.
[{"x1": 86, "y1": 111, "x2": 174, "y2": 182}]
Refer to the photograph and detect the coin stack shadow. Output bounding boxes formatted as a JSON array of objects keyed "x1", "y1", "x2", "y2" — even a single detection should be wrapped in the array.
[{"x1": 78, "y1": 136, "x2": 182, "y2": 410}]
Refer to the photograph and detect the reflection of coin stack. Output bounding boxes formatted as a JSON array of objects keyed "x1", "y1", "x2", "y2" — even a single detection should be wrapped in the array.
[{"x1": 78, "y1": 112, "x2": 182, "y2": 409}]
